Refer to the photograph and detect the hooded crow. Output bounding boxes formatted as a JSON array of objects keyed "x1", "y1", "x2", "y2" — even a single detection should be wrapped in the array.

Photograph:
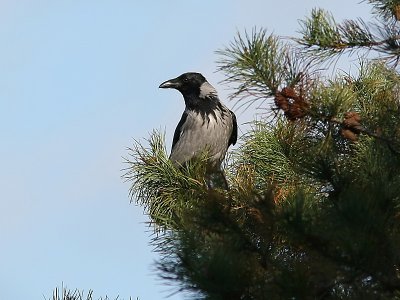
[{"x1": 159, "y1": 72, "x2": 237, "y2": 169}]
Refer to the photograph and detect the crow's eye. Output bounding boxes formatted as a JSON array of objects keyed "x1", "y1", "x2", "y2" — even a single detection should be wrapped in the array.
[{"x1": 183, "y1": 78, "x2": 189, "y2": 82}]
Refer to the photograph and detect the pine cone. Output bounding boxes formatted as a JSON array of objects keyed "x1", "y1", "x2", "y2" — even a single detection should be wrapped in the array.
[
  {"x1": 274, "y1": 87, "x2": 308, "y2": 120},
  {"x1": 343, "y1": 111, "x2": 362, "y2": 134},
  {"x1": 274, "y1": 92, "x2": 289, "y2": 111},
  {"x1": 281, "y1": 87, "x2": 298, "y2": 99},
  {"x1": 340, "y1": 128, "x2": 358, "y2": 141},
  {"x1": 344, "y1": 111, "x2": 361, "y2": 122}
]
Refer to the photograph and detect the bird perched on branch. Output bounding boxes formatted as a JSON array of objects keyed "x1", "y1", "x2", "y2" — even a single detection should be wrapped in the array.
[{"x1": 159, "y1": 72, "x2": 237, "y2": 170}]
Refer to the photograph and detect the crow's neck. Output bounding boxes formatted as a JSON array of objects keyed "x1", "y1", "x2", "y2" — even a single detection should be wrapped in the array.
[
  {"x1": 183, "y1": 94, "x2": 226, "y2": 124},
  {"x1": 183, "y1": 94, "x2": 220, "y2": 115}
]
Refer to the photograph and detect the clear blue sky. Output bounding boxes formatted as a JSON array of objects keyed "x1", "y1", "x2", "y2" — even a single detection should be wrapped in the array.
[{"x1": 0, "y1": 1, "x2": 371, "y2": 299}]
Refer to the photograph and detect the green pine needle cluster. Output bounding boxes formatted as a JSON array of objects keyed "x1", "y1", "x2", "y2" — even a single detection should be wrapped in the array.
[
  {"x1": 123, "y1": 131, "x2": 210, "y2": 229},
  {"x1": 366, "y1": 0, "x2": 400, "y2": 20},
  {"x1": 216, "y1": 29, "x2": 309, "y2": 109},
  {"x1": 298, "y1": 7, "x2": 400, "y2": 64}
]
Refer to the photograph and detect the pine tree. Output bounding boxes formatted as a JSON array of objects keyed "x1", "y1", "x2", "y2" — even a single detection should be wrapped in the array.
[{"x1": 124, "y1": 1, "x2": 400, "y2": 299}]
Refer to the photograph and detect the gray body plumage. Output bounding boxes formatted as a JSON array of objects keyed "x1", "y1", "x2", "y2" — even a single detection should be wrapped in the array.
[
  {"x1": 170, "y1": 105, "x2": 235, "y2": 167},
  {"x1": 159, "y1": 72, "x2": 237, "y2": 168}
]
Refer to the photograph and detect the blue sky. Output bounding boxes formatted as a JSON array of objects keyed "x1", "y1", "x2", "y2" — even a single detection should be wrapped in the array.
[{"x1": 0, "y1": 1, "x2": 371, "y2": 299}]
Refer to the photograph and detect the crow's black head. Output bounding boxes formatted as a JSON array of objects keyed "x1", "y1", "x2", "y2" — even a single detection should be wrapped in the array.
[
  {"x1": 159, "y1": 72, "x2": 206, "y2": 96},
  {"x1": 159, "y1": 72, "x2": 219, "y2": 107}
]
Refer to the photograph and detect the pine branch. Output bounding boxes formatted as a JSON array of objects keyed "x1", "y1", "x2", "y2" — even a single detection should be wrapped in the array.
[
  {"x1": 364, "y1": 0, "x2": 400, "y2": 21},
  {"x1": 297, "y1": 8, "x2": 400, "y2": 65},
  {"x1": 216, "y1": 29, "x2": 311, "y2": 110},
  {"x1": 269, "y1": 60, "x2": 400, "y2": 154},
  {"x1": 298, "y1": 9, "x2": 343, "y2": 52},
  {"x1": 122, "y1": 130, "x2": 208, "y2": 229}
]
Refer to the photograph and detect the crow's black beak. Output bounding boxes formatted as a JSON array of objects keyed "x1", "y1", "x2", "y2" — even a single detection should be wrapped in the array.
[{"x1": 159, "y1": 77, "x2": 181, "y2": 89}]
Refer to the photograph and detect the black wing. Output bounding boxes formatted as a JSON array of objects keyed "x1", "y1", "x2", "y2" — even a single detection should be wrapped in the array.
[
  {"x1": 228, "y1": 110, "x2": 237, "y2": 146},
  {"x1": 172, "y1": 111, "x2": 188, "y2": 150}
]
